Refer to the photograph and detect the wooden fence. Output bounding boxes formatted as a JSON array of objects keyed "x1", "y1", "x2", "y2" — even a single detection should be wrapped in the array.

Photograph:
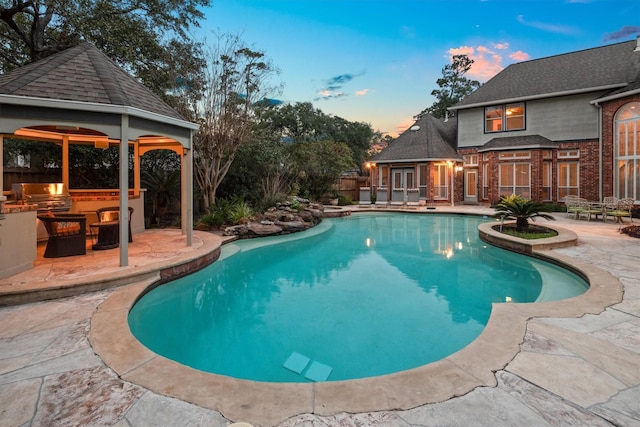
[{"x1": 337, "y1": 176, "x2": 369, "y2": 201}]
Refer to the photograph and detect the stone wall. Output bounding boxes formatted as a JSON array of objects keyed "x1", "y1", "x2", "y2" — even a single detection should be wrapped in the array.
[{"x1": 223, "y1": 198, "x2": 324, "y2": 239}]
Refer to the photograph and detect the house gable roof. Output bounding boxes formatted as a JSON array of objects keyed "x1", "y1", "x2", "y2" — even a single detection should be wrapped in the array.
[
  {"x1": 374, "y1": 114, "x2": 462, "y2": 163},
  {"x1": 0, "y1": 42, "x2": 185, "y2": 121},
  {"x1": 452, "y1": 39, "x2": 639, "y2": 110}
]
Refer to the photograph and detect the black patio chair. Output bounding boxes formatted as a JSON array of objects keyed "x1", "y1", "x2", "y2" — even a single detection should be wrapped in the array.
[
  {"x1": 37, "y1": 212, "x2": 87, "y2": 258},
  {"x1": 95, "y1": 206, "x2": 134, "y2": 243}
]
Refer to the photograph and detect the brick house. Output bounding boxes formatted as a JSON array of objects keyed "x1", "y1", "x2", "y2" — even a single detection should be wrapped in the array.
[
  {"x1": 450, "y1": 36, "x2": 640, "y2": 205},
  {"x1": 372, "y1": 113, "x2": 462, "y2": 205},
  {"x1": 374, "y1": 37, "x2": 640, "y2": 206}
]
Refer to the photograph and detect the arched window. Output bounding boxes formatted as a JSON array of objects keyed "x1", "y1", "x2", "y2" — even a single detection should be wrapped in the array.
[{"x1": 614, "y1": 102, "x2": 640, "y2": 201}]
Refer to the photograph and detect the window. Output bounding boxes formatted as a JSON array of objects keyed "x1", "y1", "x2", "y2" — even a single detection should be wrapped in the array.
[
  {"x1": 542, "y1": 150, "x2": 552, "y2": 159},
  {"x1": 558, "y1": 150, "x2": 580, "y2": 159},
  {"x1": 419, "y1": 164, "x2": 428, "y2": 198},
  {"x1": 542, "y1": 161, "x2": 552, "y2": 201},
  {"x1": 393, "y1": 170, "x2": 403, "y2": 189},
  {"x1": 482, "y1": 162, "x2": 489, "y2": 199},
  {"x1": 615, "y1": 102, "x2": 640, "y2": 201},
  {"x1": 432, "y1": 163, "x2": 448, "y2": 199},
  {"x1": 485, "y1": 103, "x2": 525, "y2": 133},
  {"x1": 499, "y1": 151, "x2": 530, "y2": 160},
  {"x1": 499, "y1": 163, "x2": 530, "y2": 198},
  {"x1": 463, "y1": 154, "x2": 478, "y2": 166},
  {"x1": 379, "y1": 165, "x2": 389, "y2": 187},
  {"x1": 558, "y1": 162, "x2": 579, "y2": 199}
]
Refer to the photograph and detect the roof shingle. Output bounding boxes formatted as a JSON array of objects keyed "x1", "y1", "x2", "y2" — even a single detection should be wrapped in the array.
[
  {"x1": 0, "y1": 43, "x2": 185, "y2": 121},
  {"x1": 374, "y1": 114, "x2": 461, "y2": 162},
  {"x1": 453, "y1": 39, "x2": 639, "y2": 109}
]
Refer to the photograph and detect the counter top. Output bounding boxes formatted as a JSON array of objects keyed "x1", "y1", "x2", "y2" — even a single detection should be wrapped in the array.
[{"x1": 2, "y1": 204, "x2": 39, "y2": 214}]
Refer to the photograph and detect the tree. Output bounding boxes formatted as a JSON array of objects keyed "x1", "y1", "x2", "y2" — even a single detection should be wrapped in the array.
[
  {"x1": 190, "y1": 33, "x2": 280, "y2": 208},
  {"x1": 0, "y1": 0, "x2": 210, "y2": 101},
  {"x1": 495, "y1": 194, "x2": 555, "y2": 232},
  {"x1": 419, "y1": 55, "x2": 481, "y2": 119}
]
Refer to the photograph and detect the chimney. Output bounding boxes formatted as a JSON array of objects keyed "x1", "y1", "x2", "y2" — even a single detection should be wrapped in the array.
[{"x1": 635, "y1": 35, "x2": 640, "y2": 52}]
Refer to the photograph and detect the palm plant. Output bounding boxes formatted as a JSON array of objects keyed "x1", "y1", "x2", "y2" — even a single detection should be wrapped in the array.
[{"x1": 495, "y1": 194, "x2": 555, "y2": 232}]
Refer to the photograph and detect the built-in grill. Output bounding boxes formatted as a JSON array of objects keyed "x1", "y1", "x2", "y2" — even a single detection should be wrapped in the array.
[{"x1": 12, "y1": 183, "x2": 73, "y2": 213}]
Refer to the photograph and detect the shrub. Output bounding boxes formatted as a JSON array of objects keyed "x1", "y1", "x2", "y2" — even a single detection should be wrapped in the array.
[
  {"x1": 229, "y1": 200, "x2": 254, "y2": 225},
  {"x1": 197, "y1": 213, "x2": 224, "y2": 229},
  {"x1": 338, "y1": 194, "x2": 352, "y2": 206},
  {"x1": 494, "y1": 194, "x2": 555, "y2": 232},
  {"x1": 205, "y1": 197, "x2": 255, "y2": 227}
]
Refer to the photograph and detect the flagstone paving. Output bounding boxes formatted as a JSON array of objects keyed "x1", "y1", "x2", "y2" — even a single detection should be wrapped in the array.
[{"x1": 0, "y1": 208, "x2": 638, "y2": 426}]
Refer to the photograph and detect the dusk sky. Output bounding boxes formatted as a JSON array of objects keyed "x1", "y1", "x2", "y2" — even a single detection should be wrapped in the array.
[{"x1": 201, "y1": 1, "x2": 640, "y2": 136}]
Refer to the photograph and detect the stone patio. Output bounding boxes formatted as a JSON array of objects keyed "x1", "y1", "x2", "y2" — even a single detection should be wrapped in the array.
[{"x1": 0, "y1": 207, "x2": 638, "y2": 426}]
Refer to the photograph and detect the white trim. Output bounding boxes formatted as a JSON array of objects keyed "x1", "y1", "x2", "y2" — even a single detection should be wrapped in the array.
[
  {"x1": 591, "y1": 88, "x2": 640, "y2": 104},
  {"x1": 0, "y1": 94, "x2": 199, "y2": 130},
  {"x1": 449, "y1": 84, "x2": 627, "y2": 111},
  {"x1": 477, "y1": 144, "x2": 557, "y2": 153},
  {"x1": 374, "y1": 157, "x2": 462, "y2": 164}
]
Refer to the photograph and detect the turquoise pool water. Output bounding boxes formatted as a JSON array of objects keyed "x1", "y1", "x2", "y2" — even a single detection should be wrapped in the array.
[{"x1": 129, "y1": 213, "x2": 588, "y2": 382}]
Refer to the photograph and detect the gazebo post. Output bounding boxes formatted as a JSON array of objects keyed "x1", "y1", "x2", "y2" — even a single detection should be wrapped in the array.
[
  {"x1": 0, "y1": 136, "x2": 4, "y2": 207},
  {"x1": 62, "y1": 136, "x2": 69, "y2": 189},
  {"x1": 183, "y1": 139, "x2": 193, "y2": 247},
  {"x1": 119, "y1": 114, "x2": 130, "y2": 267}
]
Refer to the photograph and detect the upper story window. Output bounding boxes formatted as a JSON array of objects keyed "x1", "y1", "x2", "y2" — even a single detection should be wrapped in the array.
[{"x1": 485, "y1": 102, "x2": 525, "y2": 133}]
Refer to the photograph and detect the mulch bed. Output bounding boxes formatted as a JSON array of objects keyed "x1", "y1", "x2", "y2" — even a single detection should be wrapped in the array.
[
  {"x1": 620, "y1": 225, "x2": 640, "y2": 238},
  {"x1": 496, "y1": 224, "x2": 557, "y2": 234}
]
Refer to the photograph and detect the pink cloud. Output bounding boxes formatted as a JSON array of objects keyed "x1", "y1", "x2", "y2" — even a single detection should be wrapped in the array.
[
  {"x1": 448, "y1": 46, "x2": 475, "y2": 56},
  {"x1": 355, "y1": 89, "x2": 370, "y2": 96},
  {"x1": 509, "y1": 50, "x2": 530, "y2": 61},
  {"x1": 447, "y1": 43, "x2": 531, "y2": 81}
]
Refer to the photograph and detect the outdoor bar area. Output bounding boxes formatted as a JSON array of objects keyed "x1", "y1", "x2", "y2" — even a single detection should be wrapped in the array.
[{"x1": 0, "y1": 43, "x2": 198, "y2": 280}]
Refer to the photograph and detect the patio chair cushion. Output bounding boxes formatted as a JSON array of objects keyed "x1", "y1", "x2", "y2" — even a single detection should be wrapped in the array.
[{"x1": 41, "y1": 211, "x2": 81, "y2": 236}]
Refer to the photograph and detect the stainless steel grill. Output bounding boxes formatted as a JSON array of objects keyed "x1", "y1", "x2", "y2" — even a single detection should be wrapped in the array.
[{"x1": 12, "y1": 183, "x2": 73, "y2": 213}]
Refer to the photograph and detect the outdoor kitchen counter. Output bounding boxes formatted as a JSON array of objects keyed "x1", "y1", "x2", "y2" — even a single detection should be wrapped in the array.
[
  {"x1": 1, "y1": 203, "x2": 39, "y2": 214},
  {"x1": 0, "y1": 208, "x2": 37, "y2": 279}
]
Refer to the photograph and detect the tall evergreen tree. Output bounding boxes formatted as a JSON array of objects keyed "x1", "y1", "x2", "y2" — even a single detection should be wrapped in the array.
[{"x1": 419, "y1": 55, "x2": 481, "y2": 119}]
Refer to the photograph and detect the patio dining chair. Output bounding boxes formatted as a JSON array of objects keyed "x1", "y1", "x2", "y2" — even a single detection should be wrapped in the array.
[
  {"x1": 605, "y1": 198, "x2": 634, "y2": 223},
  {"x1": 602, "y1": 196, "x2": 619, "y2": 223},
  {"x1": 563, "y1": 195, "x2": 581, "y2": 219}
]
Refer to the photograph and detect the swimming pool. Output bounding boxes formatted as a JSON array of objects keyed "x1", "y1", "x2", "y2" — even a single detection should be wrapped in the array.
[{"x1": 129, "y1": 213, "x2": 588, "y2": 383}]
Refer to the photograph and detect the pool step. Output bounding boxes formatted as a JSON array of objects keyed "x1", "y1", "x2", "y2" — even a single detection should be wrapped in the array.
[{"x1": 283, "y1": 352, "x2": 333, "y2": 381}]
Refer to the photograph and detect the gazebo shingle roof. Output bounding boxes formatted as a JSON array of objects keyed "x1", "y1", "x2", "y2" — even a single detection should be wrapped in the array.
[
  {"x1": 374, "y1": 114, "x2": 461, "y2": 163},
  {"x1": 452, "y1": 39, "x2": 639, "y2": 109},
  {"x1": 0, "y1": 42, "x2": 185, "y2": 121}
]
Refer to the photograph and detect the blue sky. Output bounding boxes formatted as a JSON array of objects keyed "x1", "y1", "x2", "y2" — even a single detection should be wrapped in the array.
[{"x1": 200, "y1": 0, "x2": 640, "y2": 136}]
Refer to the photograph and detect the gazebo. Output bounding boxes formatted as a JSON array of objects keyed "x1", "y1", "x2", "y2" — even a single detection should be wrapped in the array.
[{"x1": 0, "y1": 43, "x2": 199, "y2": 269}]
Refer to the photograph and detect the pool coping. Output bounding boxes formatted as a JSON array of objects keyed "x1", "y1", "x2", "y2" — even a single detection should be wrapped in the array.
[{"x1": 89, "y1": 217, "x2": 623, "y2": 426}]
